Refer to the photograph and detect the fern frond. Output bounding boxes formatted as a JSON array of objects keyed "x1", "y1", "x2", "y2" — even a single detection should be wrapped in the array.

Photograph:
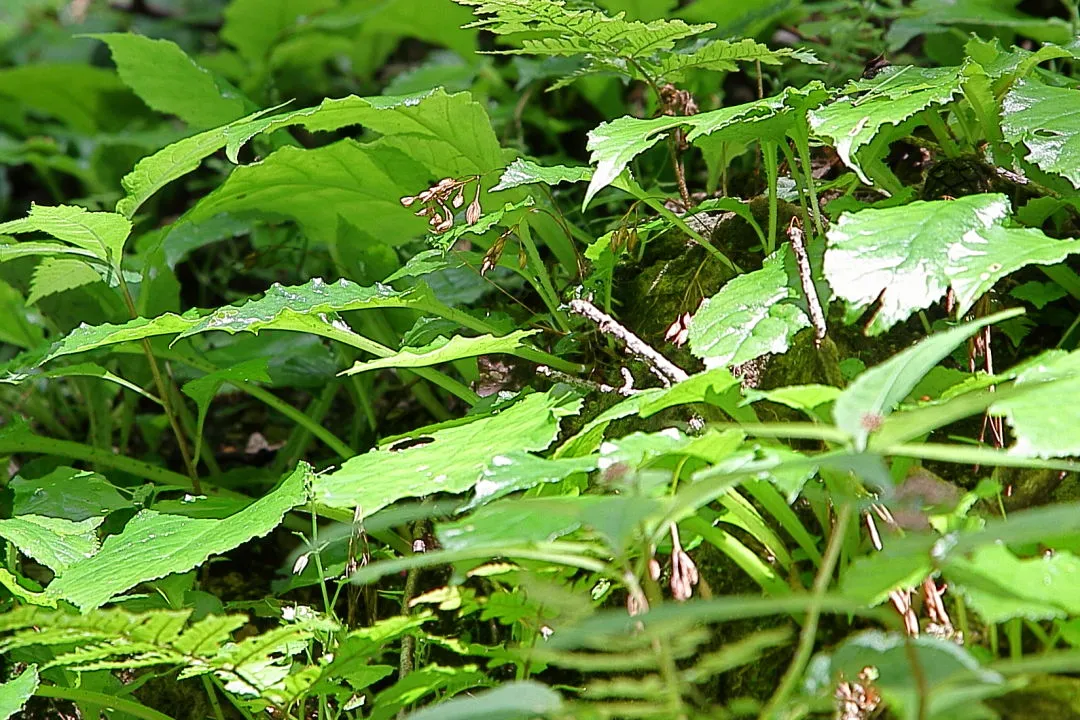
[
  {"x1": 455, "y1": 0, "x2": 712, "y2": 60},
  {"x1": 454, "y1": 0, "x2": 817, "y2": 91},
  {"x1": 645, "y1": 39, "x2": 822, "y2": 83}
]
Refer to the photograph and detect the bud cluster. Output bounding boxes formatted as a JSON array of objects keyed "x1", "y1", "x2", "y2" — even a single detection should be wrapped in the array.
[{"x1": 400, "y1": 176, "x2": 483, "y2": 234}]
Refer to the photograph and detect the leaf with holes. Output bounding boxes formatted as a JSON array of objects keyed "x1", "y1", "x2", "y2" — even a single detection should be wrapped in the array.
[
  {"x1": 313, "y1": 390, "x2": 582, "y2": 514},
  {"x1": 1002, "y1": 80, "x2": 1080, "y2": 190}
]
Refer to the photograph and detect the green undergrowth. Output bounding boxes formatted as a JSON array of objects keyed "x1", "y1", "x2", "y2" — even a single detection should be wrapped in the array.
[{"x1": 3, "y1": 1, "x2": 1080, "y2": 719}]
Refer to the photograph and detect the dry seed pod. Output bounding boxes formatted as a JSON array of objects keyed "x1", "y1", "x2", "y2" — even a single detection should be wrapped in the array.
[
  {"x1": 452, "y1": 185, "x2": 466, "y2": 208},
  {"x1": 400, "y1": 195, "x2": 418, "y2": 207}
]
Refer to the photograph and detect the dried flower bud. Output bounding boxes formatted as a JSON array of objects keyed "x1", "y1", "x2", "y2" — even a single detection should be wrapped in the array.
[
  {"x1": 466, "y1": 199, "x2": 482, "y2": 225},
  {"x1": 627, "y1": 227, "x2": 639, "y2": 253},
  {"x1": 518, "y1": 245, "x2": 528, "y2": 269},
  {"x1": 452, "y1": 185, "x2": 466, "y2": 208},
  {"x1": 610, "y1": 228, "x2": 625, "y2": 252},
  {"x1": 292, "y1": 553, "x2": 310, "y2": 575},
  {"x1": 434, "y1": 216, "x2": 454, "y2": 233},
  {"x1": 400, "y1": 195, "x2": 418, "y2": 207},
  {"x1": 429, "y1": 212, "x2": 443, "y2": 226}
]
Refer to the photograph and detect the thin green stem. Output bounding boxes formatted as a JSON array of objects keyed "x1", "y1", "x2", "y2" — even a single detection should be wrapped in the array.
[
  {"x1": 922, "y1": 110, "x2": 960, "y2": 158},
  {"x1": 36, "y1": 685, "x2": 176, "y2": 720},
  {"x1": 761, "y1": 502, "x2": 854, "y2": 719},
  {"x1": 636, "y1": 192, "x2": 740, "y2": 272},
  {"x1": 201, "y1": 676, "x2": 227, "y2": 720},
  {"x1": 791, "y1": 121, "x2": 826, "y2": 236},
  {"x1": 117, "y1": 273, "x2": 200, "y2": 492},
  {"x1": 518, "y1": 218, "x2": 572, "y2": 332},
  {"x1": 762, "y1": 142, "x2": 780, "y2": 254}
]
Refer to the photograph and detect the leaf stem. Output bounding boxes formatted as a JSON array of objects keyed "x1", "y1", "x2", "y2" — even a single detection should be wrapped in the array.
[
  {"x1": 36, "y1": 685, "x2": 177, "y2": 720},
  {"x1": 761, "y1": 502, "x2": 853, "y2": 718},
  {"x1": 117, "y1": 274, "x2": 201, "y2": 492}
]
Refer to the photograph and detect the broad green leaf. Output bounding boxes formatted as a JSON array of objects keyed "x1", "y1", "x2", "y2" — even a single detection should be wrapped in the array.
[
  {"x1": 461, "y1": 452, "x2": 597, "y2": 511},
  {"x1": 2, "y1": 362, "x2": 159, "y2": 405},
  {"x1": 314, "y1": 390, "x2": 582, "y2": 513},
  {"x1": 585, "y1": 83, "x2": 827, "y2": 205},
  {"x1": 27, "y1": 257, "x2": 101, "y2": 305},
  {"x1": 46, "y1": 463, "x2": 310, "y2": 610},
  {"x1": 403, "y1": 681, "x2": 562, "y2": 720},
  {"x1": 0, "y1": 240, "x2": 100, "y2": 264},
  {"x1": 184, "y1": 140, "x2": 430, "y2": 246},
  {"x1": 809, "y1": 65, "x2": 963, "y2": 186},
  {"x1": 887, "y1": 0, "x2": 1072, "y2": 51},
  {"x1": 1001, "y1": 80, "x2": 1080, "y2": 190},
  {"x1": 341, "y1": 330, "x2": 538, "y2": 375},
  {"x1": 824, "y1": 194, "x2": 1080, "y2": 334},
  {"x1": 491, "y1": 158, "x2": 592, "y2": 192},
  {"x1": 0, "y1": 64, "x2": 139, "y2": 133},
  {"x1": 11, "y1": 467, "x2": 131, "y2": 522},
  {"x1": 37, "y1": 278, "x2": 446, "y2": 366},
  {"x1": 689, "y1": 241, "x2": 827, "y2": 368},
  {"x1": 0, "y1": 279, "x2": 44, "y2": 349},
  {"x1": 0, "y1": 515, "x2": 102, "y2": 574},
  {"x1": 0, "y1": 665, "x2": 38, "y2": 720},
  {"x1": 945, "y1": 545, "x2": 1080, "y2": 622},
  {"x1": 222, "y1": 89, "x2": 505, "y2": 175},
  {"x1": 835, "y1": 310, "x2": 1021, "y2": 451},
  {"x1": 222, "y1": 0, "x2": 338, "y2": 65},
  {"x1": 742, "y1": 385, "x2": 841, "y2": 419},
  {"x1": 370, "y1": 665, "x2": 489, "y2": 720},
  {"x1": 116, "y1": 106, "x2": 279, "y2": 218},
  {"x1": 118, "y1": 89, "x2": 503, "y2": 221},
  {"x1": 0, "y1": 204, "x2": 131, "y2": 268},
  {"x1": 989, "y1": 348, "x2": 1080, "y2": 458},
  {"x1": 89, "y1": 33, "x2": 248, "y2": 129}
]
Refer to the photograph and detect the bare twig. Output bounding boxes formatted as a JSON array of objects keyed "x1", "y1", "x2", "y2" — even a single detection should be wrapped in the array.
[
  {"x1": 788, "y1": 218, "x2": 828, "y2": 346},
  {"x1": 536, "y1": 364, "x2": 639, "y2": 396},
  {"x1": 569, "y1": 299, "x2": 689, "y2": 386}
]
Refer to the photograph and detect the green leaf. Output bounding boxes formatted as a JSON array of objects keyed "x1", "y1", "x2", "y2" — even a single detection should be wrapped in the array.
[
  {"x1": 0, "y1": 665, "x2": 38, "y2": 720},
  {"x1": 834, "y1": 310, "x2": 1022, "y2": 451},
  {"x1": 222, "y1": 89, "x2": 505, "y2": 174},
  {"x1": 945, "y1": 545, "x2": 1080, "y2": 622},
  {"x1": 461, "y1": 452, "x2": 597, "y2": 511},
  {"x1": 46, "y1": 463, "x2": 310, "y2": 610},
  {"x1": 27, "y1": 257, "x2": 101, "y2": 305},
  {"x1": 182, "y1": 359, "x2": 271, "y2": 466},
  {"x1": 0, "y1": 279, "x2": 44, "y2": 349},
  {"x1": 184, "y1": 140, "x2": 430, "y2": 246},
  {"x1": 222, "y1": 0, "x2": 338, "y2": 65},
  {"x1": 37, "y1": 278, "x2": 445, "y2": 365},
  {"x1": 340, "y1": 330, "x2": 538, "y2": 375},
  {"x1": 11, "y1": 467, "x2": 131, "y2": 522},
  {"x1": 556, "y1": 368, "x2": 744, "y2": 457},
  {"x1": 0, "y1": 204, "x2": 131, "y2": 268},
  {"x1": 813, "y1": 631, "x2": 1006, "y2": 720},
  {"x1": 491, "y1": 158, "x2": 592, "y2": 192},
  {"x1": 1001, "y1": 80, "x2": 1080, "y2": 190},
  {"x1": 402, "y1": 680, "x2": 563, "y2": 720},
  {"x1": 989, "y1": 348, "x2": 1080, "y2": 458},
  {"x1": 809, "y1": 65, "x2": 963, "y2": 186},
  {"x1": 88, "y1": 33, "x2": 248, "y2": 129},
  {"x1": 314, "y1": 390, "x2": 582, "y2": 513},
  {"x1": 0, "y1": 64, "x2": 139, "y2": 133},
  {"x1": 585, "y1": 83, "x2": 827, "y2": 205},
  {"x1": 644, "y1": 37, "x2": 820, "y2": 83},
  {"x1": 115, "y1": 106, "x2": 278, "y2": 218},
  {"x1": 0, "y1": 515, "x2": 102, "y2": 574},
  {"x1": 689, "y1": 241, "x2": 827, "y2": 368},
  {"x1": 825, "y1": 194, "x2": 1080, "y2": 334},
  {"x1": 887, "y1": 0, "x2": 1072, "y2": 51}
]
